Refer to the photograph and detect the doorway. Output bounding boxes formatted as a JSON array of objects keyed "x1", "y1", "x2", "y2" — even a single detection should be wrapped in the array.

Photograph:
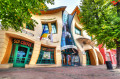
[
  {"x1": 13, "y1": 44, "x2": 30, "y2": 67},
  {"x1": 8, "y1": 39, "x2": 33, "y2": 67},
  {"x1": 85, "y1": 50, "x2": 91, "y2": 65},
  {"x1": 62, "y1": 49, "x2": 80, "y2": 66},
  {"x1": 62, "y1": 54, "x2": 72, "y2": 66}
]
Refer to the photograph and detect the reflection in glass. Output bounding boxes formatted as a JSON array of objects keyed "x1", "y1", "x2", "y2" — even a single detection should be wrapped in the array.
[{"x1": 16, "y1": 47, "x2": 27, "y2": 63}]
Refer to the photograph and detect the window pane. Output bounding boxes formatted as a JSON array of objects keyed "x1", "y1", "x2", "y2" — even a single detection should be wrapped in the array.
[
  {"x1": 75, "y1": 27, "x2": 81, "y2": 35},
  {"x1": 26, "y1": 23, "x2": 34, "y2": 30},
  {"x1": 37, "y1": 47, "x2": 55, "y2": 64},
  {"x1": 42, "y1": 24, "x2": 49, "y2": 33},
  {"x1": 51, "y1": 23, "x2": 57, "y2": 34},
  {"x1": 26, "y1": 48, "x2": 33, "y2": 64}
]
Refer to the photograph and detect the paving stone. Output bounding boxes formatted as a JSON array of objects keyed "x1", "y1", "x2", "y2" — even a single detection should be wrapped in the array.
[{"x1": 0, "y1": 65, "x2": 120, "y2": 79}]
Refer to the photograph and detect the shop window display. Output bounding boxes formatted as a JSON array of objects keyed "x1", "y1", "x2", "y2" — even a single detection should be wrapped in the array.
[
  {"x1": 8, "y1": 39, "x2": 33, "y2": 67},
  {"x1": 37, "y1": 47, "x2": 55, "y2": 64}
]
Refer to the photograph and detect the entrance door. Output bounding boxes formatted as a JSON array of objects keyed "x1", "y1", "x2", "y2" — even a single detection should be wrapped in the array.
[
  {"x1": 62, "y1": 53, "x2": 80, "y2": 66},
  {"x1": 71, "y1": 54, "x2": 80, "y2": 66},
  {"x1": 86, "y1": 51, "x2": 91, "y2": 65},
  {"x1": 62, "y1": 54, "x2": 72, "y2": 66},
  {"x1": 13, "y1": 44, "x2": 30, "y2": 67}
]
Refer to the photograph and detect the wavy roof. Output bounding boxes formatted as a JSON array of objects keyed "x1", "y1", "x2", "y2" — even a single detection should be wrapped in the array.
[{"x1": 40, "y1": 6, "x2": 66, "y2": 14}]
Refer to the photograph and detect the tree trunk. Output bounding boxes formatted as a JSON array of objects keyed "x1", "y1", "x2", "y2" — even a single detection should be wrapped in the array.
[{"x1": 116, "y1": 41, "x2": 120, "y2": 68}]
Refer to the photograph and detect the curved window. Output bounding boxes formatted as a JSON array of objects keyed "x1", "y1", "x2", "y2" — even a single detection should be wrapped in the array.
[
  {"x1": 42, "y1": 22, "x2": 57, "y2": 34},
  {"x1": 26, "y1": 20, "x2": 34, "y2": 30},
  {"x1": 26, "y1": 24, "x2": 34, "y2": 30},
  {"x1": 37, "y1": 46, "x2": 55, "y2": 64},
  {"x1": 51, "y1": 23, "x2": 57, "y2": 34},
  {"x1": 42, "y1": 24, "x2": 49, "y2": 33},
  {"x1": 75, "y1": 27, "x2": 81, "y2": 35}
]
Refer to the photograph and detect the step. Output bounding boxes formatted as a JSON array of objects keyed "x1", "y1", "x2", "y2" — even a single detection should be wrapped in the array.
[
  {"x1": 25, "y1": 64, "x2": 61, "y2": 68},
  {"x1": 0, "y1": 64, "x2": 13, "y2": 69}
]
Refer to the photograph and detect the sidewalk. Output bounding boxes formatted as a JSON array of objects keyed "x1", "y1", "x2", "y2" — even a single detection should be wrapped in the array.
[{"x1": 0, "y1": 65, "x2": 120, "y2": 79}]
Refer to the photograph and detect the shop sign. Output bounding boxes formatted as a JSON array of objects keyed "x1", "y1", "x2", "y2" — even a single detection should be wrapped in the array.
[
  {"x1": 42, "y1": 47, "x2": 54, "y2": 52},
  {"x1": 13, "y1": 39, "x2": 33, "y2": 47},
  {"x1": 43, "y1": 52, "x2": 50, "y2": 59}
]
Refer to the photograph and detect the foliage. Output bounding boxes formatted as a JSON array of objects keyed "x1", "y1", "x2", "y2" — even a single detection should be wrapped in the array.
[
  {"x1": 79, "y1": 0, "x2": 120, "y2": 49},
  {"x1": 0, "y1": 0, "x2": 54, "y2": 31}
]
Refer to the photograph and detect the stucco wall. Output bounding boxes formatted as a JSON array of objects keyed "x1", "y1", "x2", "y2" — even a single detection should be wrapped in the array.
[
  {"x1": 71, "y1": 13, "x2": 103, "y2": 66},
  {"x1": 0, "y1": 11, "x2": 63, "y2": 66}
]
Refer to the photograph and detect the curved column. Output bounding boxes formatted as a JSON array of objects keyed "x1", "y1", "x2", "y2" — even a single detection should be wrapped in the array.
[
  {"x1": 29, "y1": 41, "x2": 41, "y2": 65},
  {"x1": 0, "y1": 33, "x2": 12, "y2": 64},
  {"x1": 95, "y1": 48, "x2": 104, "y2": 65},
  {"x1": 89, "y1": 48, "x2": 99, "y2": 65}
]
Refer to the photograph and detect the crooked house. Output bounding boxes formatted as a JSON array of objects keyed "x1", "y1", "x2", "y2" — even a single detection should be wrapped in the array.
[{"x1": 0, "y1": 6, "x2": 104, "y2": 68}]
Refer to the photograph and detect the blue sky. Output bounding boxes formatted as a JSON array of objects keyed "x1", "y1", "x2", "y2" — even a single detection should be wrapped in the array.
[{"x1": 47, "y1": 0, "x2": 81, "y2": 13}]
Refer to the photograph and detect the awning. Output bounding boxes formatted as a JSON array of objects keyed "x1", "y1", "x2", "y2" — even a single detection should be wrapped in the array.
[{"x1": 77, "y1": 37, "x2": 95, "y2": 46}]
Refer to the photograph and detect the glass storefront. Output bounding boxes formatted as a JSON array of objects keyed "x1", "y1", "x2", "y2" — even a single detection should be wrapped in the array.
[
  {"x1": 62, "y1": 49, "x2": 80, "y2": 66},
  {"x1": 37, "y1": 46, "x2": 55, "y2": 64},
  {"x1": 8, "y1": 39, "x2": 33, "y2": 67}
]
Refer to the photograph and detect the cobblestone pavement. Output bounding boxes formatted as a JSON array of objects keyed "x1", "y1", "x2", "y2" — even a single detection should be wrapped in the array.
[{"x1": 0, "y1": 65, "x2": 120, "y2": 79}]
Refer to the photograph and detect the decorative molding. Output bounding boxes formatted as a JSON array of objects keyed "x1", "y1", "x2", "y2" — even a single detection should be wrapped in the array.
[
  {"x1": 41, "y1": 18, "x2": 56, "y2": 21},
  {"x1": 21, "y1": 29, "x2": 34, "y2": 37},
  {"x1": 61, "y1": 45, "x2": 77, "y2": 50}
]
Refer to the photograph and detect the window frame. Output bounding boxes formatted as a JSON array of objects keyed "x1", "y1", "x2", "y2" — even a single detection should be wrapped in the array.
[
  {"x1": 42, "y1": 24, "x2": 49, "y2": 33},
  {"x1": 37, "y1": 46, "x2": 55, "y2": 64},
  {"x1": 41, "y1": 20, "x2": 57, "y2": 34},
  {"x1": 26, "y1": 23, "x2": 34, "y2": 31},
  {"x1": 75, "y1": 27, "x2": 82, "y2": 35},
  {"x1": 51, "y1": 23, "x2": 57, "y2": 34}
]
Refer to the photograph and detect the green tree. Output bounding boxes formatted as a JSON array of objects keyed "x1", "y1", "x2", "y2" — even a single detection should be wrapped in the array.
[
  {"x1": 79, "y1": 0, "x2": 120, "y2": 68},
  {"x1": 0, "y1": 0, "x2": 54, "y2": 31}
]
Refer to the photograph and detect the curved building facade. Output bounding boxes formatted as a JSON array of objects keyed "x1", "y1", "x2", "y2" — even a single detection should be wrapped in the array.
[{"x1": 0, "y1": 6, "x2": 104, "y2": 68}]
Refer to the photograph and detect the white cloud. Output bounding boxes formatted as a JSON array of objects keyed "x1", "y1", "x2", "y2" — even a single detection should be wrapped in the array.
[{"x1": 46, "y1": 0, "x2": 80, "y2": 13}]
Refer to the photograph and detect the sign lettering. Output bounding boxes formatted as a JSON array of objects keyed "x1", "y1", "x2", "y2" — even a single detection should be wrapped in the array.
[{"x1": 13, "y1": 39, "x2": 33, "y2": 47}]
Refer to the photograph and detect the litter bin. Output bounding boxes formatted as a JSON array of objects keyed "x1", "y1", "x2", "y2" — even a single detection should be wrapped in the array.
[{"x1": 105, "y1": 61, "x2": 113, "y2": 70}]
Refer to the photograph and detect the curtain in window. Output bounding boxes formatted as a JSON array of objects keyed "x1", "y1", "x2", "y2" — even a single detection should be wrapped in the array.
[
  {"x1": 51, "y1": 23, "x2": 57, "y2": 33},
  {"x1": 42, "y1": 24, "x2": 49, "y2": 33}
]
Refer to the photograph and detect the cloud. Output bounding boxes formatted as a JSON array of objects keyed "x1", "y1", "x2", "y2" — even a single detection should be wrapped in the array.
[{"x1": 46, "y1": 0, "x2": 80, "y2": 13}]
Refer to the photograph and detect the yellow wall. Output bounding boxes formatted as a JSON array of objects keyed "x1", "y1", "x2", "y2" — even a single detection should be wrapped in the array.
[
  {"x1": 0, "y1": 31, "x2": 9, "y2": 64},
  {"x1": 1, "y1": 37, "x2": 12, "y2": 64},
  {"x1": 0, "y1": 11, "x2": 63, "y2": 67},
  {"x1": 0, "y1": 8, "x2": 104, "y2": 67}
]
